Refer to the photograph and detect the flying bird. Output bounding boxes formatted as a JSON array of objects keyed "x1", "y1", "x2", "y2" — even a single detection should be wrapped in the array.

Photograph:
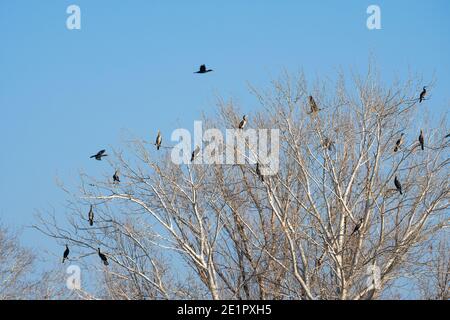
[
  {"x1": 155, "y1": 130, "x2": 162, "y2": 150},
  {"x1": 88, "y1": 205, "x2": 94, "y2": 226},
  {"x1": 419, "y1": 86, "x2": 427, "y2": 103},
  {"x1": 394, "y1": 133, "x2": 404, "y2": 152},
  {"x1": 62, "y1": 245, "x2": 70, "y2": 263},
  {"x1": 113, "y1": 170, "x2": 120, "y2": 183},
  {"x1": 238, "y1": 115, "x2": 248, "y2": 130},
  {"x1": 256, "y1": 162, "x2": 265, "y2": 182},
  {"x1": 308, "y1": 96, "x2": 320, "y2": 114},
  {"x1": 191, "y1": 145, "x2": 200, "y2": 162},
  {"x1": 351, "y1": 218, "x2": 364, "y2": 236},
  {"x1": 98, "y1": 248, "x2": 109, "y2": 266},
  {"x1": 418, "y1": 130, "x2": 424, "y2": 151},
  {"x1": 394, "y1": 176, "x2": 403, "y2": 195},
  {"x1": 194, "y1": 64, "x2": 213, "y2": 74},
  {"x1": 90, "y1": 149, "x2": 108, "y2": 161}
]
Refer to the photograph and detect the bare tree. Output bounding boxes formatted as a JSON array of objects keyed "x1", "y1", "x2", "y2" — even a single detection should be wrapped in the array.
[
  {"x1": 0, "y1": 222, "x2": 74, "y2": 299},
  {"x1": 35, "y1": 67, "x2": 449, "y2": 300}
]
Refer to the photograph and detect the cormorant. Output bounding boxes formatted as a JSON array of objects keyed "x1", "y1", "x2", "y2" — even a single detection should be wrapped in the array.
[
  {"x1": 62, "y1": 245, "x2": 69, "y2": 263},
  {"x1": 419, "y1": 86, "x2": 427, "y2": 103},
  {"x1": 322, "y1": 137, "x2": 334, "y2": 151},
  {"x1": 156, "y1": 130, "x2": 162, "y2": 150},
  {"x1": 394, "y1": 176, "x2": 403, "y2": 195},
  {"x1": 113, "y1": 170, "x2": 120, "y2": 183},
  {"x1": 256, "y1": 162, "x2": 264, "y2": 182},
  {"x1": 308, "y1": 96, "x2": 320, "y2": 114},
  {"x1": 98, "y1": 248, "x2": 109, "y2": 266},
  {"x1": 194, "y1": 64, "x2": 213, "y2": 74},
  {"x1": 88, "y1": 205, "x2": 94, "y2": 226},
  {"x1": 238, "y1": 115, "x2": 248, "y2": 130},
  {"x1": 351, "y1": 218, "x2": 364, "y2": 236},
  {"x1": 90, "y1": 149, "x2": 108, "y2": 161},
  {"x1": 191, "y1": 145, "x2": 200, "y2": 162},
  {"x1": 394, "y1": 133, "x2": 404, "y2": 152},
  {"x1": 418, "y1": 130, "x2": 424, "y2": 151}
]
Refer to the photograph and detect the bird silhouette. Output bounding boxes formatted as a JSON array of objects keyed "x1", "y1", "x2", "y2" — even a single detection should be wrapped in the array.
[
  {"x1": 308, "y1": 96, "x2": 320, "y2": 114},
  {"x1": 191, "y1": 146, "x2": 200, "y2": 162},
  {"x1": 156, "y1": 130, "x2": 162, "y2": 150},
  {"x1": 256, "y1": 162, "x2": 265, "y2": 182},
  {"x1": 394, "y1": 176, "x2": 403, "y2": 195},
  {"x1": 194, "y1": 64, "x2": 213, "y2": 74},
  {"x1": 322, "y1": 137, "x2": 335, "y2": 151},
  {"x1": 238, "y1": 115, "x2": 248, "y2": 129},
  {"x1": 62, "y1": 245, "x2": 70, "y2": 263},
  {"x1": 88, "y1": 205, "x2": 94, "y2": 226},
  {"x1": 90, "y1": 149, "x2": 108, "y2": 161},
  {"x1": 113, "y1": 170, "x2": 120, "y2": 183},
  {"x1": 419, "y1": 86, "x2": 427, "y2": 103},
  {"x1": 418, "y1": 130, "x2": 424, "y2": 151},
  {"x1": 394, "y1": 133, "x2": 404, "y2": 152},
  {"x1": 98, "y1": 248, "x2": 109, "y2": 266},
  {"x1": 351, "y1": 218, "x2": 364, "y2": 236}
]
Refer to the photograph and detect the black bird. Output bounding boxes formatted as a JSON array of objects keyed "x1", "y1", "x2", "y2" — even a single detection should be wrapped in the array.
[
  {"x1": 98, "y1": 248, "x2": 109, "y2": 266},
  {"x1": 256, "y1": 162, "x2": 264, "y2": 182},
  {"x1": 394, "y1": 133, "x2": 404, "y2": 152},
  {"x1": 308, "y1": 96, "x2": 320, "y2": 114},
  {"x1": 394, "y1": 176, "x2": 403, "y2": 195},
  {"x1": 62, "y1": 245, "x2": 70, "y2": 263},
  {"x1": 322, "y1": 137, "x2": 334, "y2": 151},
  {"x1": 191, "y1": 145, "x2": 200, "y2": 162},
  {"x1": 90, "y1": 149, "x2": 108, "y2": 161},
  {"x1": 88, "y1": 205, "x2": 94, "y2": 226},
  {"x1": 351, "y1": 218, "x2": 364, "y2": 236},
  {"x1": 194, "y1": 64, "x2": 213, "y2": 74},
  {"x1": 418, "y1": 130, "x2": 424, "y2": 151},
  {"x1": 238, "y1": 115, "x2": 248, "y2": 130},
  {"x1": 113, "y1": 170, "x2": 120, "y2": 183},
  {"x1": 156, "y1": 130, "x2": 162, "y2": 150},
  {"x1": 419, "y1": 86, "x2": 427, "y2": 103}
]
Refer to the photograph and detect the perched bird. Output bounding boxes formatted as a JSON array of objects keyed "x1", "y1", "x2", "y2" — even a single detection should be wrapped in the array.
[
  {"x1": 322, "y1": 137, "x2": 334, "y2": 151},
  {"x1": 194, "y1": 64, "x2": 213, "y2": 74},
  {"x1": 62, "y1": 245, "x2": 70, "y2": 263},
  {"x1": 90, "y1": 149, "x2": 108, "y2": 161},
  {"x1": 191, "y1": 145, "x2": 200, "y2": 162},
  {"x1": 394, "y1": 176, "x2": 403, "y2": 195},
  {"x1": 308, "y1": 96, "x2": 320, "y2": 114},
  {"x1": 88, "y1": 205, "x2": 94, "y2": 226},
  {"x1": 98, "y1": 248, "x2": 109, "y2": 266},
  {"x1": 238, "y1": 115, "x2": 248, "y2": 130},
  {"x1": 113, "y1": 170, "x2": 120, "y2": 183},
  {"x1": 419, "y1": 86, "x2": 427, "y2": 103},
  {"x1": 394, "y1": 133, "x2": 404, "y2": 152},
  {"x1": 418, "y1": 130, "x2": 424, "y2": 151},
  {"x1": 155, "y1": 130, "x2": 162, "y2": 150},
  {"x1": 256, "y1": 162, "x2": 264, "y2": 182},
  {"x1": 351, "y1": 218, "x2": 364, "y2": 236}
]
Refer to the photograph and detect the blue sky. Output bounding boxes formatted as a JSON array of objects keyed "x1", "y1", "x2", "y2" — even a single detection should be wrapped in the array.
[{"x1": 0, "y1": 0, "x2": 449, "y2": 265}]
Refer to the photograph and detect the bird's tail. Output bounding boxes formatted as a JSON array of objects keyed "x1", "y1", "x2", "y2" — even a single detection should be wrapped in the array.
[
  {"x1": 104, "y1": 261, "x2": 109, "y2": 266},
  {"x1": 62, "y1": 258, "x2": 65, "y2": 263},
  {"x1": 394, "y1": 146, "x2": 398, "y2": 152}
]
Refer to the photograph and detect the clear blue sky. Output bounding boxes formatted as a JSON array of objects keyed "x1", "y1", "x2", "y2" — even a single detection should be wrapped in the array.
[{"x1": 0, "y1": 1, "x2": 449, "y2": 265}]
